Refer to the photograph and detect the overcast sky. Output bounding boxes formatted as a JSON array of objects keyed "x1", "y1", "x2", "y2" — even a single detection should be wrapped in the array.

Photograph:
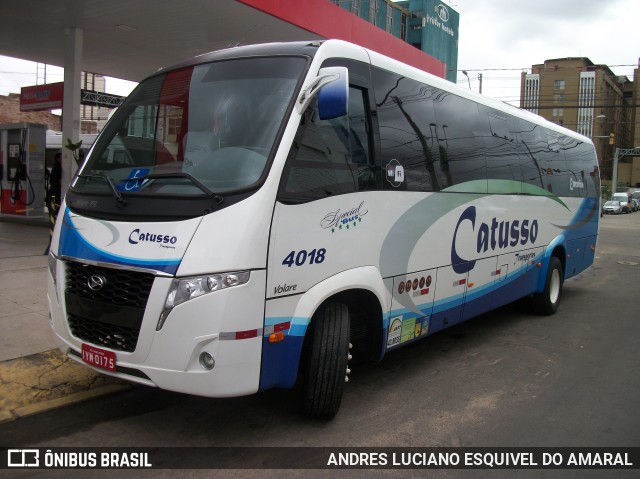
[
  {"x1": 0, "y1": 0, "x2": 638, "y2": 103},
  {"x1": 452, "y1": 0, "x2": 639, "y2": 103},
  {"x1": 0, "y1": 57, "x2": 136, "y2": 98}
]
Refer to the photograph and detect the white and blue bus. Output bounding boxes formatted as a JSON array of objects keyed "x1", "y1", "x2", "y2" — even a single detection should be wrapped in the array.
[{"x1": 48, "y1": 40, "x2": 599, "y2": 419}]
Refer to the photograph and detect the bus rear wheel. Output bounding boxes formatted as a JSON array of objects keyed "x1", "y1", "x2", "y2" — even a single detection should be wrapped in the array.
[
  {"x1": 532, "y1": 256, "x2": 563, "y2": 315},
  {"x1": 301, "y1": 301, "x2": 350, "y2": 419}
]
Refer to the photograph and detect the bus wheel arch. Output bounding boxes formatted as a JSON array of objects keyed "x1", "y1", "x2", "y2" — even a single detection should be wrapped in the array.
[
  {"x1": 299, "y1": 288, "x2": 384, "y2": 419},
  {"x1": 532, "y1": 247, "x2": 565, "y2": 315},
  {"x1": 334, "y1": 289, "x2": 384, "y2": 364}
]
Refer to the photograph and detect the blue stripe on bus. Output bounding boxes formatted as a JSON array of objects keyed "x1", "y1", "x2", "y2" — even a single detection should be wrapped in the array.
[
  {"x1": 258, "y1": 204, "x2": 597, "y2": 390},
  {"x1": 264, "y1": 316, "x2": 309, "y2": 336},
  {"x1": 384, "y1": 265, "x2": 542, "y2": 349}
]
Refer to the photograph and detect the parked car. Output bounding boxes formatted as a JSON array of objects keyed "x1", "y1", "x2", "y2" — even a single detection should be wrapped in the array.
[
  {"x1": 631, "y1": 199, "x2": 639, "y2": 212},
  {"x1": 611, "y1": 193, "x2": 631, "y2": 213},
  {"x1": 603, "y1": 200, "x2": 623, "y2": 214}
]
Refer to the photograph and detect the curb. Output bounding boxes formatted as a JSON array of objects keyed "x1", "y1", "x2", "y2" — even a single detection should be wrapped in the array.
[{"x1": 9, "y1": 384, "x2": 130, "y2": 422}]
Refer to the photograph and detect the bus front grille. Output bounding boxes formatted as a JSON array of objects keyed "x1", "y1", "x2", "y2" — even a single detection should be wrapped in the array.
[
  {"x1": 65, "y1": 262, "x2": 154, "y2": 308},
  {"x1": 68, "y1": 313, "x2": 140, "y2": 352},
  {"x1": 64, "y1": 261, "x2": 154, "y2": 353}
]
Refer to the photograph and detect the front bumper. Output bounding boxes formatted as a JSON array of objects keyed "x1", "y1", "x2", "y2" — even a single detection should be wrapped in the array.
[{"x1": 48, "y1": 262, "x2": 266, "y2": 398}]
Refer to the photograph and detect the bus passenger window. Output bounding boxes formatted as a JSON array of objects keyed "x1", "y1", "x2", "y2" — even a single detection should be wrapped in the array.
[
  {"x1": 372, "y1": 68, "x2": 439, "y2": 192},
  {"x1": 432, "y1": 93, "x2": 487, "y2": 192},
  {"x1": 280, "y1": 87, "x2": 375, "y2": 202},
  {"x1": 516, "y1": 119, "x2": 548, "y2": 191}
]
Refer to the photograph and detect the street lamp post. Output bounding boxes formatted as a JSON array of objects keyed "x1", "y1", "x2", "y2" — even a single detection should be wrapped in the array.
[
  {"x1": 462, "y1": 70, "x2": 471, "y2": 90},
  {"x1": 593, "y1": 114, "x2": 611, "y2": 187},
  {"x1": 461, "y1": 71, "x2": 482, "y2": 94}
]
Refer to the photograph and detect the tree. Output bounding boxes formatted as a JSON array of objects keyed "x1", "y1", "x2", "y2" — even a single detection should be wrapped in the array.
[{"x1": 64, "y1": 138, "x2": 84, "y2": 166}]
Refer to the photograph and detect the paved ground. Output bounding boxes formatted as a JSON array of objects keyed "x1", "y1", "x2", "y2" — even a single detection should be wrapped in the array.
[
  {"x1": 0, "y1": 218, "x2": 127, "y2": 424},
  {"x1": 0, "y1": 209, "x2": 638, "y2": 447}
]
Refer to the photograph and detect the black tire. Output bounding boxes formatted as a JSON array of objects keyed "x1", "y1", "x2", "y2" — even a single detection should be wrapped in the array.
[
  {"x1": 301, "y1": 302, "x2": 350, "y2": 420},
  {"x1": 531, "y1": 256, "x2": 563, "y2": 315}
]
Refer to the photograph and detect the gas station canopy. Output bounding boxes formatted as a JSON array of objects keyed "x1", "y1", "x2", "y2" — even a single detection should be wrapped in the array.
[
  {"x1": 0, "y1": 0, "x2": 444, "y2": 84},
  {"x1": 0, "y1": 0, "x2": 445, "y2": 201},
  {"x1": 0, "y1": 0, "x2": 319, "y2": 83}
]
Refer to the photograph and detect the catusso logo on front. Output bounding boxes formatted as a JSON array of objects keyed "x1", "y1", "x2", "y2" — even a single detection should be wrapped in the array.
[
  {"x1": 128, "y1": 228, "x2": 178, "y2": 248},
  {"x1": 7, "y1": 449, "x2": 39, "y2": 467}
]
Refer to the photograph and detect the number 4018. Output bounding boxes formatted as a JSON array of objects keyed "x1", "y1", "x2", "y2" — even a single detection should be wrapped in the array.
[{"x1": 282, "y1": 248, "x2": 326, "y2": 267}]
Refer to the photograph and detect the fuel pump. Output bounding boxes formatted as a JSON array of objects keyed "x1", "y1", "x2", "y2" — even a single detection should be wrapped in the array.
[{"x1": 0, "y1": 123, "x2": 46, "y2": 216}]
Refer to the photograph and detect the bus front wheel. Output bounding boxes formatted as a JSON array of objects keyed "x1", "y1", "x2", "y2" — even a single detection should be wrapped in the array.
[
  {"x1": 301, "y1": 301, "x2": 350, "y2": 420},
  {"x1": 532, "y1": 256, "x2": 563, "y2": 315}
]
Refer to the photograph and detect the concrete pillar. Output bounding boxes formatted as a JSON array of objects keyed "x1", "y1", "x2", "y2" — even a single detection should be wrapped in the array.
[{"x1": 61, "y1": 27, "x2": 83, "y2": 198}]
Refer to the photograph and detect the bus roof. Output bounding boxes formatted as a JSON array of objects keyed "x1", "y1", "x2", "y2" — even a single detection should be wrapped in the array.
[{"x1": 146, "y1": 39, "x2": 592, "y2": 146}]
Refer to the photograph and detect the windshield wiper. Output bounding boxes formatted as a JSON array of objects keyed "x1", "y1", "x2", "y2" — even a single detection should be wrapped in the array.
[
  {"x1": 132, "y1": 173, "x2": 223, "y2": 203},
  {"x1": 75, "y1": 174, "x2": 127, "y2": 205}
]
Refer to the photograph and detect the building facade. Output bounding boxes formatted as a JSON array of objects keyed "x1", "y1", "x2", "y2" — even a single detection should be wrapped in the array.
[
  {"x1": 0, "y1": 93, "x2": 62, "y2": 131},
  {"x1": 80, "y1": 72, "x2": 111, "y2": 133},
  {"x1": 0, "y1": 72, "x2": 112, "y2": 135},
  {"x1": 330, "y1": 0, "x2": 459, "y2": 82},
  {"x1": 521, "y1": 58, "x2": 640, "y2": 189}
]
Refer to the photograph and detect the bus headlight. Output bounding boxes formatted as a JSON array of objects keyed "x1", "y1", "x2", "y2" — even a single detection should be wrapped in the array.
[{"x1": 157, "y1": 271, "x2": 250, "y2": 330}]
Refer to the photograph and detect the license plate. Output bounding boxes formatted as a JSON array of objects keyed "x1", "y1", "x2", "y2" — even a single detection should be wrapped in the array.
[{"x1": 81, "y1": 343, "x2": 117, "y2": 372}]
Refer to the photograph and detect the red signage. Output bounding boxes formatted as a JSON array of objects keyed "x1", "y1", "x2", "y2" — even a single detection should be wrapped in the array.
[{"x1": 20, "y1": 82, "x2": 64, "y2": 111}]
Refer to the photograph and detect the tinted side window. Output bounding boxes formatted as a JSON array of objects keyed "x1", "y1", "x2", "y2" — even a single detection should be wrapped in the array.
[
  {"x1": 279, "y1": 87, "x2": 374, "y2": 202},
  {"x1": 579, "y1": 142, "x2": 600, "y2": 197},
  {"x1": 542, "y1": 131, "x2": 571, "y2": 196},
  {"x1": 374, "y1": 67, "x2": 489, "y2": 192},
  {"x1": 480, "y1": 106, "x2": 531, "y2": 193},
  {"x1": 432, "y1": 93, "x2": 487, "y2": 192},
  {"x1": 515, "y1": 119, "x2": 548, "y2": 190},
  {"x1": 347, "y1": 87, "x2": 377, "y2": 191},
  {"x1": 564, "y1": 139, "x2": 600, "y2": 198},
  {"x1": 373, "y1": 68, "x2": 439, "y2": 191}
]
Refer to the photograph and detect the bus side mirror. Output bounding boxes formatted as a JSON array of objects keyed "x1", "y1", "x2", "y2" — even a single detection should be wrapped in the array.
[
  {"x1": 296, "y1": 66, "x2": 349, "y2": 119},
  {"x1": 317, "y1": 67, "x2": 349, "y2": 120}
]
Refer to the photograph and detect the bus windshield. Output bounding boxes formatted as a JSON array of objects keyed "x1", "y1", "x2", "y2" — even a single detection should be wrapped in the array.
[{"x1": 74, "y1": 56, "x2": 306, "y2": 197}]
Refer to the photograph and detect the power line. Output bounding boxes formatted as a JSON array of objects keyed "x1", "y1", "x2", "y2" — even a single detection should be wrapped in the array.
[
  {"x1": 527, "y1": 104, "x2": 640, "y2": 110},
  {"x1": 451, "y1": 64, "x2": 639, "y2": 72}
]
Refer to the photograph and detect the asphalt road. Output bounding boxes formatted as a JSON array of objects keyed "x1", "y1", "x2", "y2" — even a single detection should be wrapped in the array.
[{"x1": 1, "y1": 213, "x2": 639, "y2": 479}]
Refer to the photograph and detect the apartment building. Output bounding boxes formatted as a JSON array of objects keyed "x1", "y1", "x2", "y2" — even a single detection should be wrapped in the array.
[{"x1": 521, "y1": 58, "x2": 639, "y2": 187}]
